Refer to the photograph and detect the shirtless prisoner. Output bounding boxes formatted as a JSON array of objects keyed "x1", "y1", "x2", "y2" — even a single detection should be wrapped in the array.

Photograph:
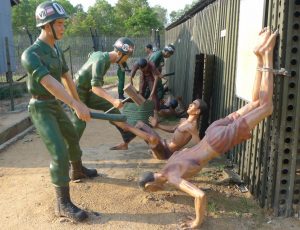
[
  {"x1": 135, "y1": 99, "x2": 207, "y2": 159},
  {"x1": 138, "y1": 28, "x2": 279, "y2": 229}
]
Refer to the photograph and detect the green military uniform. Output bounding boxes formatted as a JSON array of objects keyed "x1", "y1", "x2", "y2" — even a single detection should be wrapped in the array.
[
  {"x1": 21, "y1": 39, "x2": 82, "y2": 187},
  {"x1": 71, "y1": 51, "x2": 135, "y2": 142},
  {"x1": 149, "y1": 50, "x2": 165, "y2": 100}
]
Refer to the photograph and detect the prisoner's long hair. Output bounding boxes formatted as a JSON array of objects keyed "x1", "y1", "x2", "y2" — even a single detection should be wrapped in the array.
[
  {"x1": 139, "y1": 171, "x2": 155, "y2": 189},
  {"x1": 196, "y1": 99, "x2": 208, "y2": 116},
  {"x1": 195, "y1": 99, "x2": 208, "y2": 129}
]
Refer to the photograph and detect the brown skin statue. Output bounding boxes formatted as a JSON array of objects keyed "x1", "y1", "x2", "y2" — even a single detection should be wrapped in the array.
[
  {"x1": 135, "y1": 99, "x2": 207, "y2": 160},
  {"x1": 139, "y1": 28, "x2": 278, "y2": 229}
]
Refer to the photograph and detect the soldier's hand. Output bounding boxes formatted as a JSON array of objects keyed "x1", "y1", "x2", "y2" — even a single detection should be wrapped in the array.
[
  {"x1": 149, "y1": 116, "x2": 158, "y2": 127},
  {"x1": 113, "y1": 99, "x2": 123, "y2": 109},
  {"x1": 72, "y1": 100, "x2": 91, "y2": 122}
]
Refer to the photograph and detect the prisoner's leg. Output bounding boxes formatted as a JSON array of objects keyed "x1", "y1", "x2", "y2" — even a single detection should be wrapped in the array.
[
  {"x1": 252, "y1": 27, "x2": 271, "y2": 101},
  {"x1": 87, "y1": 92, "x2": 135, "y2": 149},
  {"x1": 243, "y1": 30, "x2": 278, "y2": 129},
  {"x1": 234, "y1": 27, "x2": 272, "y2": 117},
  {"x1": 113, "y1": 121, "x2": 159, "y2": 146}
]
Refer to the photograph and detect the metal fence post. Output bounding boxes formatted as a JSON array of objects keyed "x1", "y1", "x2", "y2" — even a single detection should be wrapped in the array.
[{"x1": 5, "y1": 36, "x2": 14, "y2": 111}]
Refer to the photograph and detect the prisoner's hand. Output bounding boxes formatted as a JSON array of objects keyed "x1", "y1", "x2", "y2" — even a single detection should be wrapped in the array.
[
  {"x1": 113, "y1": 99, "x2": 123, "y2": 109},
  {"x1": 148, "y1": 94, "x2": 153, "y2": 101},
  {"x1": 149, "y1": 116, "x2": 158, "y2": 127},
  {"x1": 72, "y1": 100, "x2": 91, "y2": 122},
  {"x1": 180, "y1": 216, "x2": 199, "y2": 229}
]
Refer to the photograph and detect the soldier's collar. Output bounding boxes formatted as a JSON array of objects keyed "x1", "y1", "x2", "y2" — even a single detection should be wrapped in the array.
[{"x1": 36, "y1": 39, "x2": 58, "y2": 57}]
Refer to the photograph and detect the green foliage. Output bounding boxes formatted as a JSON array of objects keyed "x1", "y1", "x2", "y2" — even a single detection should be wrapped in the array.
[
  {"x1": 12, "y1": 0, "x2": 44, "y2": 33},
  {"x1": 11, "y1": 0, "x2": 197, "y2": 36},
  {"x1": 65, "y1": 11, "x2": 89, "y2": 35},
  {"x1": 114, "y1": 0, "x2": 153, "y2": 36},
  {"x1": 12, "y1": 0, "x2": 166, "y2": 37},
  {"x1": 125, "y1": 7, "x2": 162, "y2": 36},
  {"x1": 152, "y1": 5, "x2": 168, "y2": 26},
  {"x1": 169, "y1": 0, "x2": 199, "y2": 23},
  {"x1": 84, "y1": 0, "x2": 117, "y2": 35}
]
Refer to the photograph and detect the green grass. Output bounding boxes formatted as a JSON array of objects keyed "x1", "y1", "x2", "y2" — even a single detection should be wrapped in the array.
[
  {"x1": 103, "y1": 76, "x2": 127, "y2": 85},
  {"x1": 208, "y1": 200, "x2": 218, "y2": 212},
  {"x1": 103, "y1": 76, "x2": 118, "y2": 85}
]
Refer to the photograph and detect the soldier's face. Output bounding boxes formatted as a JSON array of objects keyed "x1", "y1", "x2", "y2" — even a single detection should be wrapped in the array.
[
  {"x1": 51, "y1": 18, "x2": 65, "y2": 40},
  {"x1": 163, "y1": 52, "x2": 172, "y2": 58}
]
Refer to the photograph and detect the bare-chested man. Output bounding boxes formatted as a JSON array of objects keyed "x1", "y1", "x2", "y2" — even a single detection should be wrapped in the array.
[
  {"x1": 135, "y1": 99, "x2": 207, "y2": 160},
  {"x1": 138, "y1": 28, "x2": 278, "y2": 229},
  {"x1": 130, "y1": 58, "x2": 163, "y2": 117}
]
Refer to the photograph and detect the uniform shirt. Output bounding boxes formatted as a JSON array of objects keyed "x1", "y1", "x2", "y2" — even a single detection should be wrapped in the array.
[
  {"x1": 21, "y1": 39, "x2": 69, "y2": 96},
  {"x1": 149, "y1": 50, "x2": 164, "y2": 71},
  {"x1": 74, "y1": 51, "x2": 110, "y2": 90}
]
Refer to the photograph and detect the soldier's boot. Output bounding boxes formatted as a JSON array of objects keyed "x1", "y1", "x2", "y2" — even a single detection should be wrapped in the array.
[
  {"x1": 70, "y1": 160, "x2": 98, "y2": 181},
  {"x1": 55, "y1": 186, "x2": 88, "y2": 221}
]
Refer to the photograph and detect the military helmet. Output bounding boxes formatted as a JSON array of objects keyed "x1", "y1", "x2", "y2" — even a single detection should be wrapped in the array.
[
  {"x1": 35, "y1": 1, "x2": 69, "y2": 27},
  {"x1": 163, "y1": 44, "x2": 175, "y2": 55},
  {"x1": 113, "y1": 37, "x2": 135, "y2": 56}
]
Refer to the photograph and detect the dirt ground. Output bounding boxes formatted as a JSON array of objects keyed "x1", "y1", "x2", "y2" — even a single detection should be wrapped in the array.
[{"x1": 1, "y1": 91, "x2": 300, "y2": 229}]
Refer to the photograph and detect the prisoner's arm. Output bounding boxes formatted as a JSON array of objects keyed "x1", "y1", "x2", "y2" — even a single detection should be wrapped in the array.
[
  {"x1": 149, "y1": 116, "x2": 177, "y2": 133},
  {"x1": 149, "y1": 74, "x2": 159, "y2": 99},
  {"x1": 130, "y1": 64, "x2": 138, "y2": 85},
  {"x1": 156, "y1": 123, "x2": 178, "y2": 133},
  {"x1": 40, "y1": 75, "x2": 90, "y2": 121},
  {"x1": 149, "y1": 65, "x2": 162, "y2": 99},
  {"x1": 169, "y1": 177, "x2": 206, "y2": 228}
]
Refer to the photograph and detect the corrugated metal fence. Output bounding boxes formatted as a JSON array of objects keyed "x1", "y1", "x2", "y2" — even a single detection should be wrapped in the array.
[{"x1": 165, "y1": 0, "x2": 300, "y2": 217}]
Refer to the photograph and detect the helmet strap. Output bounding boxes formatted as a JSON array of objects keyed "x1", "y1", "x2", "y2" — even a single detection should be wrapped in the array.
[
  {"x1": 116, "y1": 53, "x2": 125, "y2": 64},
  {"x1": 49, "y1": 21, "x2": 58, "y2": 40}
]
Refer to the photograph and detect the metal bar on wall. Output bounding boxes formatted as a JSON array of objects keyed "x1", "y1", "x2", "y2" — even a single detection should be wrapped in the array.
[
  {"x1": 265, "y1": 0, "x2": 281, "y2": 210},
  {"x1": 273, "y1": 0, "x2": 296, "y2": 216}
]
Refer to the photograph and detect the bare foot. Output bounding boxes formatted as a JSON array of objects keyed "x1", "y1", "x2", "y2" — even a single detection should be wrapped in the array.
[
  {"x1": 260, "y1": 29, "x2": 279, "y2": 55},
  {"x1": 180, "y1": 216, "x2": 204, "y2": 229},
  {"x1": 253, "y1": 27, "x2": 271, "y2": 56},
  {"x1": 109, "y1": 142, "x2": 128, "y2": 150}
]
